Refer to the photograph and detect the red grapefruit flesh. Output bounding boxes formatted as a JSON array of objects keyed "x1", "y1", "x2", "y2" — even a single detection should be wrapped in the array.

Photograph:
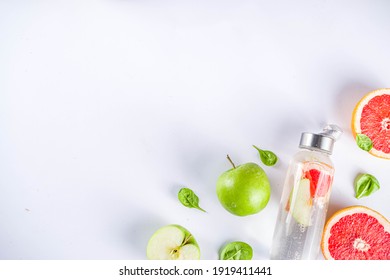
[
  {"x1": 285, "y1": 168, "x2": 331, "y2": 212},
  {"x1": 352, "y1": 88, "x2": 390, "y2": 159},
  {"x1": 321, "y1": 206, "x2": 390, "y2": 260},
  {"x1": 304, "y1": 169, "x2": 331, "y2": 197}
]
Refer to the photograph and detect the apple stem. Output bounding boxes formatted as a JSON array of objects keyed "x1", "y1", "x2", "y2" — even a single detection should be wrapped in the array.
[{"x1": 226, "y1": 154, "x2": 236, "y2": 169}]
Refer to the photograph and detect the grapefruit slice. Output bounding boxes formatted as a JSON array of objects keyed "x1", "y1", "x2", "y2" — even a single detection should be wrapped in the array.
[
  {"x1": 351, "y1": 88, "x2": 390, "y2": 159},
  {"x1": 321, "y1": 206, "x2": 390, "y2": 260},
  {"x1": 304, "y1": 169, "x2": 332, "y2": 197}
]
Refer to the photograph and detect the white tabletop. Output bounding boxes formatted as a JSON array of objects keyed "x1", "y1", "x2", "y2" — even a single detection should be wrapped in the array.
[{"x1": 1, "y1": 0, "x2": 389, "y2": 260}]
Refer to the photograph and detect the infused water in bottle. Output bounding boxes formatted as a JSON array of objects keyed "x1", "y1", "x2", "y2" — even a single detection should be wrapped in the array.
[{"x1": 270, "y1": 125, "x2": 342, "y2": 259}]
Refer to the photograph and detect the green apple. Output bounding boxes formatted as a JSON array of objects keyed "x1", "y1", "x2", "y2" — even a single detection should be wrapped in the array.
[
  {"x1": 290, "y1": 178, "x2": 312, "y2": 226},
  {"x1": 146, "y1": 224, "x2": 200, "y2": 260},
  {"x1": 216, "y1": 156, "x2": 271, "y2": 216}
]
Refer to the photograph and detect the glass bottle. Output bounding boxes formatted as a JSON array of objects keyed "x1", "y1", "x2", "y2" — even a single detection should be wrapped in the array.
[{"x1": 270, "y1": 124, "x2": 342, "y2": 260}]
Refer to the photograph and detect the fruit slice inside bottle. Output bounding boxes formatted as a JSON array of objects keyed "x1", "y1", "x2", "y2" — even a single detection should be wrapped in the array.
[
  {"x1": 288, "y1": 178, "x2": 312, "y2": 226},
  {"x1": 304, "y1": 168, "x2": 331, "y2": 197},
  {"x1": 285, "y1": 165, "x2": 333, "y2": 227}
]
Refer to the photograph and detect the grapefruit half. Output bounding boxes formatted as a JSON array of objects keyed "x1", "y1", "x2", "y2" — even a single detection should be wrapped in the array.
[
  {"x1": 321, "y1": 206, "x2": 390, "y2": 260},
  {"x1": 351, "y1": 88, "x2": 390, "y2": 159}
]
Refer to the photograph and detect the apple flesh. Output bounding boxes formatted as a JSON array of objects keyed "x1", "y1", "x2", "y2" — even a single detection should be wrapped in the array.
[
  {"x1": 216, "y1": 162, "x2": 271, "y2": 216},
  {"x1": 146, "y1": 225, "x2": 200, "y2": 260},
  {"x1": 289, "y1": 178, "x2": 312, "y2": 226}
]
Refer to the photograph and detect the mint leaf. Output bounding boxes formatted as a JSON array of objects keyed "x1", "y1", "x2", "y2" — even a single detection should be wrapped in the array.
[
  {"x1": 253, "y1": 145, "x2": 278, "y2": 166},
  {"x1": 356, "y1": 134, "x2": 373, "y2": 152},
  {"x1": 178, "y1": 188, "x2": 206, "y2": 212},
  {"x1": 354, "y1": 173, "x2": 380, "y2": 199},
  {"x1": 220, "y1": 241, "x2": 253, "y2": 260}
]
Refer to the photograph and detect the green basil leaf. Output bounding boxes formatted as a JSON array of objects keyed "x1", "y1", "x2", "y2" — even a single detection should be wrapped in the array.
[
  {"x1": 356, "y1": 134, "x2": 373, "y2": 152},
  {"x1": 253, "y1": 145, "x2": 278, "y2": 166},
  {"x1": 354, "y1": 173, "x2": 380, "y2": 199},
  {"x1": 220, "y1": 241, "x2": 253, "y2": 260},
  {"x1": 178, "y1": 188, "x2": 206, "y2": 212}
]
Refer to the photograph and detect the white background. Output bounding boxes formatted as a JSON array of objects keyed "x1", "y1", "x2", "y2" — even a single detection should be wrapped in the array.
[{"x1": 0, "y1": 0, "x2": 389, "y2": 260}]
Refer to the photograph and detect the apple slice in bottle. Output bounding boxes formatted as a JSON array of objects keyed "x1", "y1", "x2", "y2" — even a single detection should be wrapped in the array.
[
  {"x1": 146, "y1": 224, "x2": 200, "y2": 260},
  {"x1": 290, "y1": 178, "x2": 312, "y2": 227}
]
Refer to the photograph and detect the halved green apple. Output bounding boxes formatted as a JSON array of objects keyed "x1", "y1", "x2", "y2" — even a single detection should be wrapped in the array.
[{"x1": 146, "y1": 224, "x2": 200, "y2": 260}]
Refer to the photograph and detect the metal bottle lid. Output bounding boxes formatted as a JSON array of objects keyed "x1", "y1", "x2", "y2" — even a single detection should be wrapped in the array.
[{"x1": 299, "y1": 124, "x2": 343, "y2": 155}]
